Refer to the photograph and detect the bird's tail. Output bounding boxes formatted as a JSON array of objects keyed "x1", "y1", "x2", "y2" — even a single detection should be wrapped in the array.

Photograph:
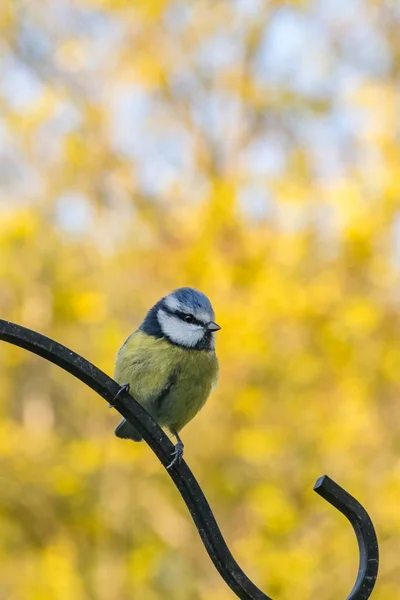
[{"x1": 115, "y1": 418, "x2": 143, "y2": 442}]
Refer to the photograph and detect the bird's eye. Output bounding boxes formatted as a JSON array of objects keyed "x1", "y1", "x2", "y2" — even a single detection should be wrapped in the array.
[{"x1": 184, "y1": 314, "x2": 195, "y2": 323}]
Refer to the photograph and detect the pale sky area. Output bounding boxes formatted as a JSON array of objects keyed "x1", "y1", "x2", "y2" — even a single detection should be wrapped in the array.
[{"x1": 0, "y1": 0, "x2": 397, "y2": 232}]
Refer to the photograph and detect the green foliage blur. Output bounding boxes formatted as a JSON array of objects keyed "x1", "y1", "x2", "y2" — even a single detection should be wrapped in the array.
[{"x1": 1, "y1": 1, "x2": 400, "y2": 598}]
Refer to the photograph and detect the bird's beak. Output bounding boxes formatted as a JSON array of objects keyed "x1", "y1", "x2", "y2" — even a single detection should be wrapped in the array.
[{"x1": 206, "y1": 321, "x2": 221, "y2": 331}]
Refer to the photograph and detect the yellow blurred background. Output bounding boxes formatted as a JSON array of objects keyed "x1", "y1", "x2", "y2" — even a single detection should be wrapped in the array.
[{"x1": 1, "y1": 1, "x2": 400, "y2": 598}]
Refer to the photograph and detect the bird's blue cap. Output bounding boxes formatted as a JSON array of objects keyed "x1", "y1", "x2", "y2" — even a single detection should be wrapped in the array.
[{"x1": 171, "y1": 287, "x2": 215, "y2": 319}]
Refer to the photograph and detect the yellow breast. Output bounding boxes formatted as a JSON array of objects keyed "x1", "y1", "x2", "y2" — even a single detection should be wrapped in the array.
[{"x1": 114, "y1": 331, "x2": 218, "y2": 432}]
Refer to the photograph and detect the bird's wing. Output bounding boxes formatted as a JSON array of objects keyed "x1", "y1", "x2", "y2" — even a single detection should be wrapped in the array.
[{"x1": 153, "y1": 368, "x2": 180, "y2": 412}]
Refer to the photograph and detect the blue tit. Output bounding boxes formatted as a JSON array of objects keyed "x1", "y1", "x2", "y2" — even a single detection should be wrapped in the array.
[{"x1": 113, "y1": 287, "x2": 220, "y2": 468}]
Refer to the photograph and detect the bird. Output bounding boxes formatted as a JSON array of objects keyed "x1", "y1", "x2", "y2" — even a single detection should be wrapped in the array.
[{"x1": 113, "y1": 287, "x2": 220, "y2": 469}]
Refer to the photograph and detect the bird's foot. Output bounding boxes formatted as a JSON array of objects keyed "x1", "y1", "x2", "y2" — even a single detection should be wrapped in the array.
[
  {"x1": 167, "y1": 440, "x2": 184, "y2": 470},
  {"x1": 109, "y1": 383, "x2": 130, "y2": 408}
]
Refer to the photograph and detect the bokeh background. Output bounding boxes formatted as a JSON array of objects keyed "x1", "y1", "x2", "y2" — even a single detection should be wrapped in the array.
[{"x1": 1, "y1": 0, "x2": 400, "y2": 598}]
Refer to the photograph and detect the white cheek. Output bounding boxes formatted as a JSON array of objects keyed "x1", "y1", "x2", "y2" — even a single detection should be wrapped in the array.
[{"x1": 158, "y1": 310, "x2": 204, "y2": 347}]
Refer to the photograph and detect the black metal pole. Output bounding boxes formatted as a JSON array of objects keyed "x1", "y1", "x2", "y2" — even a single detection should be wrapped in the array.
[
  {"x1": 314, "y1": 476, "x2": 379, "y2": 600},
  {"x1": 0, "y1": 319, "x2": 379, "y2": 600}
]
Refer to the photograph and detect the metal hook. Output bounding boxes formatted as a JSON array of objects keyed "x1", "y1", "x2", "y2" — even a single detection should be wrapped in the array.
[
  {"x1": 314, "y1": 475, "x2": 378, "y2": 600},
  {"x1": 0, "y1": 319, "x2": 379, "y2": 600}
]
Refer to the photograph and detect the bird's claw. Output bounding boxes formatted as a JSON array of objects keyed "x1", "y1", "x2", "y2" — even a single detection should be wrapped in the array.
[
  {"x1": 167, "y1": 440, "x2": 184, "y2": 470},
  {"x1": 109, "y1": 383, "x2": 130, "y2": 408}
]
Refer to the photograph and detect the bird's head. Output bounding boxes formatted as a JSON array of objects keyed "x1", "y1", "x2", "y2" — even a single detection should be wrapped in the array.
[{"x1": 141, "y1": 287, "x2": 220, "y2": 350}]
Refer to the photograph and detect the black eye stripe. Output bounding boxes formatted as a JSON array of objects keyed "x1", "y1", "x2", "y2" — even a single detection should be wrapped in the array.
[
  {"x1": 162, "y1": 304, "x2": 207, "y2": 327},
  {"x1": 175, "y1": 311, "x2": 203, "y2": 326}
]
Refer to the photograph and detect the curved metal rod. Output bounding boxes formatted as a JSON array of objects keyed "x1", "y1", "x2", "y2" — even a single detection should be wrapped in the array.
[
  {"x1": 0, "y1": 319, "x2": 379, "y2": 600},
  {"x1": 314, "y1": 475, "x2": 378, "y2": 600}
]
